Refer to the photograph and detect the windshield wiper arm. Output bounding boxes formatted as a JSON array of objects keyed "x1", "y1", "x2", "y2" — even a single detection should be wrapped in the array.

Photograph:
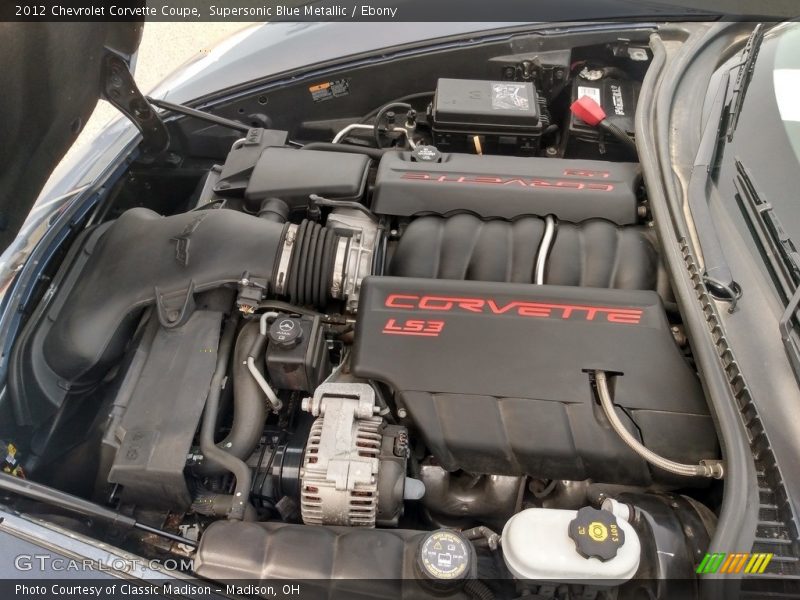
[
  {"x1": 726, "y1": 23, "x2": 765, "y2": 141},
  {"x1": 687, "y1": 69, "x2": 739, "y2": 306}
]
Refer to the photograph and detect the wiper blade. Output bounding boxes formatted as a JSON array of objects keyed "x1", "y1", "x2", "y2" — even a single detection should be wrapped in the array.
[
  {"x1": 734, "y1": 160, "x2": 800, "y2": 302},
  {"x1": 726, "y1": 23, "x2": 765, "y2": 141},
  {"x1": 734, "y1": 160, "x2": 800, "y2": 378}
]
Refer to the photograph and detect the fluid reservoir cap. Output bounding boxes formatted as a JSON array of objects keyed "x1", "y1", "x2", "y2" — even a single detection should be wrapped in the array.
[
  {"x1": 269, "y1": 317, "x2": 303, "y2": 348},
  {"x1": 417, "y1": 529, "x2": 472, "y2": 581},
  {"x1": 568, "y1": 506, "x2": 625, "y2": 562},
  {"x1": 411, "y1": 145, "x2": 442, "y2": 163}
]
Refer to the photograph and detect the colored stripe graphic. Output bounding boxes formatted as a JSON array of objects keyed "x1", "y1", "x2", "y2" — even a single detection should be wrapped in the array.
[{"x1": 697, "y1": 553, "x2": 773, "y2": 574}]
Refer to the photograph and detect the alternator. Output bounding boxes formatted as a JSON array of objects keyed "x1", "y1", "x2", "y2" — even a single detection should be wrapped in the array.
[{"x1": 300, "y1": 383, "x2": 408, "y2": 527}]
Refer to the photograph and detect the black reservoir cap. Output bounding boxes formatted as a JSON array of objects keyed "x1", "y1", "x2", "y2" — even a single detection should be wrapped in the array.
[
  {"x1": 269, "y1": 316, "x2": 303, "y2": 349},
  {"x1": 568, "y1": 506, "x2": 625, "y2": 561},
  {"x1": 416, "y1": 529, "x2": 473, "y2": 583}
]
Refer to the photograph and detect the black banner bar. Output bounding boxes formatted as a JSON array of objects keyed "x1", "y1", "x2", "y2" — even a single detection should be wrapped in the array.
[{"x1": 1, "y1": 0, "x2": 798, "y2": 23}]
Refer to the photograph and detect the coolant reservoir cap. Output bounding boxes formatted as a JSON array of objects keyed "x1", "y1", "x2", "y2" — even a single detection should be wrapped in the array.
[
  {"x1": 411, "y1": 145, "x2": 442, "y2": 163},
  {"x1": 568, "y1": 506, "x2": 625, "y2": 562},
  {"x1": 269, "y1": 317, "x2": 302, "y2": 348},
  {"x1": 417, "y1": 529, "x2": 472, "y2": 581}
]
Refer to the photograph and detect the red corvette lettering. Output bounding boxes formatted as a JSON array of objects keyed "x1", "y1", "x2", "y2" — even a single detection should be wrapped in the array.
[
  {"x1": 386, "y1": 294, "x2": 418, "y2": 309},
  {"x1": 384, "y1": 294, "x2": 643, "y2": 325},
  {"x1": 563, "y1": 168, "x2": 610, "y2": 178},
  {"x1": 400, "y1": 172, "x2": 614, "y2": 192}
]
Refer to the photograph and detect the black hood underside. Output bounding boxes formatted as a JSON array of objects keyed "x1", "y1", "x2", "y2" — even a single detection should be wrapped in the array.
[{"x1": 0, "y1": 22, "x2": 142, "y2": 253}]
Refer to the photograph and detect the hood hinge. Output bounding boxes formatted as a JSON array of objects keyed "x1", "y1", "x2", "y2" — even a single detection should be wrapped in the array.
[{"x1": 101, "y1": 51, "x2": 169, "y2": 157}]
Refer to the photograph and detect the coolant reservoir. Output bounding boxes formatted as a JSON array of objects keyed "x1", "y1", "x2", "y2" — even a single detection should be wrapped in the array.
[{"x1": 501, "y1": 506, "x2": 641, "y2": 583}]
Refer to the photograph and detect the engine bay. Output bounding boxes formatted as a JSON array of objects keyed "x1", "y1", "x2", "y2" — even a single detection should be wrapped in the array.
[{"x1": 4, "y1": 27, "x2": 726, "y2": 598}]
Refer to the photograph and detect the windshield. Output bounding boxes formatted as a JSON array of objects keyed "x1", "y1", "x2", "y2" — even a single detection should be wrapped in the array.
[
  {"x1": 773, "y1": 23, "x2": 800, "y2": 167},
  {"x1": 714, "y1": 23, "x2": 800, "y2": 301}
]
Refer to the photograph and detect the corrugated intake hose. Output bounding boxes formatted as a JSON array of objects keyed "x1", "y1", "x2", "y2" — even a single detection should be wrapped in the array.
[
  {"x1": 465, "y1": 580, "x2": 496, "y2": 600},
  {"x1": 195, "y1": 321, "x2": 266, "y2": 477},
  {"x1": 285, "y1": 219, "x2": 339, "y2": 307},
  {"x1": 594, "y1": 371, "x2": 724, "y2": 479}
]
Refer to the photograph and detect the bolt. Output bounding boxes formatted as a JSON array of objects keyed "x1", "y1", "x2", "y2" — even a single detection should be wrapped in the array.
[{"x1": 397, "y1": 408, "x2": 408, "y2": 418}]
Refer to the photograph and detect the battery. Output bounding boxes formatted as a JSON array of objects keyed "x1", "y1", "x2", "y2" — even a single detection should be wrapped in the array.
[
  {"x1": 431, "y1": 78, "x2": 544, "y2": 155},
  {"x1": 566, "y1": 74, "x2": 640, "y2": 160}
]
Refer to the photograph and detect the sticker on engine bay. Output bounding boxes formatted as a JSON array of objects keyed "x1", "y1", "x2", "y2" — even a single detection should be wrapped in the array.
[
  {"x1": 491, "y1": 82, "x2": 530, "y2": 111},
  {"x1": 309, "y1": 79, "x2": 350, "y2": 102}
]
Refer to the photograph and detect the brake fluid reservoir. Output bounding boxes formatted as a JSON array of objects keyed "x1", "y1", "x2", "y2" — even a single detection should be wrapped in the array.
[{"x1": 501, "y1": 506, "x2": 641, "y2": 583}]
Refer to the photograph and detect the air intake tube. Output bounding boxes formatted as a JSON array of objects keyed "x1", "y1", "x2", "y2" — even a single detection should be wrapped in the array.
[{"x1": 42, "y1": 207, "x2": 360, "y2": 390}]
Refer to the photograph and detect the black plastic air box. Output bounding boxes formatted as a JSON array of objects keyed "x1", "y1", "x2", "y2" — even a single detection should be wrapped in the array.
[{"x1": 245, "y1": 147, "x2": 370, "y2": 205}]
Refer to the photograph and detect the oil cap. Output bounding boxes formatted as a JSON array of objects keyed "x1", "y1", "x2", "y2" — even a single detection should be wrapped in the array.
[
  {"x1": 268, "y1": 317, "x2": 303, "y2": 349},
  {"x1": 416, "y1": 529, "x2": 473, "y2": 586},
  {"x1": 568, "y1": 506, "x2": 625, "y2": 561}
]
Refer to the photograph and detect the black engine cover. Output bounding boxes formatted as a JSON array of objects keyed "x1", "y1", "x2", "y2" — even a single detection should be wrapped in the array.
[
  {"x1": 373, "y1": 152, "x2": 640, "y2": 224},
  {"x1": 352, "y1": 277, "x2": 718, "y2": 485}
]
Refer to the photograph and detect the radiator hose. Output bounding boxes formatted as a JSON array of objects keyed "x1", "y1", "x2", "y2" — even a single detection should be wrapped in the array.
[{"x1": 194, "y1": 320, "x2": 267, "y2": 477}]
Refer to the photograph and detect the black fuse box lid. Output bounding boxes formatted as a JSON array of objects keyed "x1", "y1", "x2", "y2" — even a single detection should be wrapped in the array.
[{"x1": 433, "y1": 78, "x2": 541, "y2": 132}]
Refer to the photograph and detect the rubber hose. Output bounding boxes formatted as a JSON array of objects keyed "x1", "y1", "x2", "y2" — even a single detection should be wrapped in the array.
[
  {"x1": 195, "y1": 321, "x2": 267, "y2": 476},
  {"x1": 198, "y1": 313, "x2": 253, "y2": 520},
  {"x1": 300, "y1": 142, "x2": 394, "y2": 160},
  {"x1": 465, "y1": 580, "x2": 496, "y2": 600},
  {"x1": 286, "y1": 220, "x2": 338, "y2": 307}
]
